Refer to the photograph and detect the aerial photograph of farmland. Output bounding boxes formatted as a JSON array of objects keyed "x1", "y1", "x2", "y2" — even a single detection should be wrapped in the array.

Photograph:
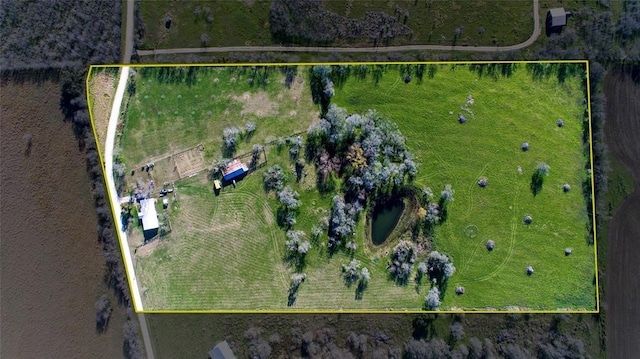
[{"x1": 88, "y1": 62, "x2": 597, "y2": 312}]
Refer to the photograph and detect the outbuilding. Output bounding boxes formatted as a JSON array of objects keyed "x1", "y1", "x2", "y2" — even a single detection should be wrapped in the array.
[
  {"x1": 138, "y1": 198, "x2": 159, "y2": 240},
  {"x1": 222, "y1": 159, "x2": 248, "y2": 182},
  {"x1": 208, "y1": 340, "x2": 237, "y2": 359},
  {"x1": 546, "y1": 8, "x2": 572, "y2": 35}
]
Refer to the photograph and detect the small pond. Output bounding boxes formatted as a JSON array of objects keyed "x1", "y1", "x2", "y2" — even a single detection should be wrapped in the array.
[{"x1": 371, "y1": 200, "x2": 405, "y2": 245}]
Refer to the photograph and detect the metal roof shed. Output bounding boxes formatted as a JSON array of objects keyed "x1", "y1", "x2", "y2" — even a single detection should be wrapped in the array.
[
  {"x1": 208, "y1": 341, "x2": 237, "y2": 359},
  {"x1": 139, "y1": 198, "x2": 159, "y2": 231},
  {"x1": 547, "y1": 8, "x2": 567, "y2": 27}
]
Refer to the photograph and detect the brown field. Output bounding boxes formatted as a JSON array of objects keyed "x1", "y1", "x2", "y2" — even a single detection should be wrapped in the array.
[
  {"x1": 603, "y1": 67, "x2": 640, "y2": 359},
  {"x1": 0, "y1": 79, "x2": 126, "y2": 358},
  {"x1": 88, "y1": 70, "x2": 118, "y2": 153}
]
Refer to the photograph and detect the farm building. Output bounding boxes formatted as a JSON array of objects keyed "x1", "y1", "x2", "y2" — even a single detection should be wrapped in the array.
[
  {"x1": 138, "y1": 198, "x2": 159, "y2": 232},
  {"x1": 208, "y1": 340, "x2": 237, "y2": 359},
  {"x1": 222, "y1": 159, "x2": 248, "y2": 182},
  {"x1": 546, "y1": 8, "x2": 572, "y2": 34}
]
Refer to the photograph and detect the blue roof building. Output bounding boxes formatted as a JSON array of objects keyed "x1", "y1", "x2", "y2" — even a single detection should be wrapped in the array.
[{"x1": 222, "y1": 159, "x2": 248, "y2": 182}]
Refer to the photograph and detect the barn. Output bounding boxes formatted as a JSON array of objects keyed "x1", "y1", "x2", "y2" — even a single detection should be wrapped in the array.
[
  {"x1": 138, "y1": 198, "x2": 159, "y2": 240},
  {"x1": 222, "y1": 159, "x2": 248, "y2": 182}
]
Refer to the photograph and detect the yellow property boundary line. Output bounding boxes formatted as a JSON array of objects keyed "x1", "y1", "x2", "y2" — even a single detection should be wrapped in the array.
[{"x1": 85, "y1": 60, "x2": 599, "y2": 314}]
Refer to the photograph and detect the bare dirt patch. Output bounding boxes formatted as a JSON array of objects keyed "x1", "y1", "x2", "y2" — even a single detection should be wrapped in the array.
[
  {"x1": 235, "y1": 91, "x2": 279, "y2": 117},
  {"x1": 88, "y1": 71, "x2": 117, "y2": 152},
  {"x1": 173, "y1": 144, "x2": 206, "y2": 179},
  {"x1": 0, "y1": 79, "x2": 126, "y2": 358},
  {"x1": 603, "y1": 67, "x2": 640, "y2": 359}
]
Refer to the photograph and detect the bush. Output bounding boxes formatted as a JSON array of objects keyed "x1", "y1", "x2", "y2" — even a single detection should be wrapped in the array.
[
  {"x1": 521, "y1": 142, "x2": 529, "y2": 151},
  {"x1": 565, "y1": 248, "x2": 573, "y2": 256},
  {"x1": 486, "y1": 240, "x2": 495, "y2": 251},
  {"x1": 455, "y1": 286, "x2": 465, "y2": 295},
  {"x1": 563, "y1": 183, "x2": 571, "y2": 192},
  {"x1": 556, "y1": 119, "x2": 564, "y2": 127},
  {"x1": 477, "y1": 177, "x2": 488, "y2": 187},
  {"x1": 523, "y1": 215, "x2": 533, "y2": 224},
  {"x1": 526, "y1": 266, "x2": 534, "y2": 275},
  {"x1": 458, "y1": 114, "x2": 467, "y2": 123}
]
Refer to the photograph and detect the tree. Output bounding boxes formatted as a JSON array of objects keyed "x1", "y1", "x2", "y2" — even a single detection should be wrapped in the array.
[
  {"x1": 449, "y1": 321, "x2": 464, "y2": 342},
  {"x1": 426, "y1": 251, "x2": 456, "y2": 284},
  {"x1": 278, "y1": 186, "x2": 301, "y2": 210},
  {"x1": 250, "y1": 144, "x2": 262, "y2": 169},
  {"x1": 531, "y1": 162, "x2": 550, "y2": 196},
  {"x1": 95, "y1": 294, "x2": 112, "y2": 333},
  {"x1": 245, "y1": 121, "x2": 257, "y2": 135},
  {"x1": 387, "y1": 240, "x2": 416, "y2": 284},
  {"x1": 200, "y1": 33, "x2": 210, "y2": 46},
  {"x1": 425, "y1": 286, "x2": 441, "y2": 309},
  {"x1": 263, "y1": 165, "x2": 286, "y2": 192},
  {"x1": 342, "y1": 259, "x2": 361, "y2": 285},
  {"x1": 222, "y1": 126, "x2": 241, "y2": 153}
]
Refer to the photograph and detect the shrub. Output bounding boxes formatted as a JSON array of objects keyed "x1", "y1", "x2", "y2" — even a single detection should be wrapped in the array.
[
  {"x1": 523, "y1": 215, "x2": 533, "y2": 224},
  {"x1": 521, "y1": 142, "x2": 529, "y2": 151},
  {"x1": 440, "y1": 184, "x2": 455, "y2": 203},
  {"x1": 565, "y1": 248, "x2": 573, "y2": 256},
  {"x1": 477, "y1": 176, "x2": 488, "y2": 187},
  {"x1": 563, "y1": 183, "x2": 571, "y2": 192},
  {"x1": 455, "y1": 286, "x2": 465, "y2": 295},
  {"x1": 486, "y1": 239, "x2": 495, "y2": 251},
  {"x1": 95, "y1": 294, "x2": 112, "y2": 332},
  {"x1": 458, "y1": 114, "x2": 467, "y2": 123},
  {"x1": 556, "y1": 119, "x2": 564, "y2": 127},
  {"x1": 245, "y1": 121, "x2": 257, "y2": 134},
  {"x1": 526, "y1": 266, "x2": 534, "y2": 275},
  {"x1": 450, "y1": 321, "x2": 464, "y2": 342}
]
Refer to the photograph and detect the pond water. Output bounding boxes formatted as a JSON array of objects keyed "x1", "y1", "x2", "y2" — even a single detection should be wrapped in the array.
[{"x1": 371, "y1": 200, "x2": 405, "y2": 245}]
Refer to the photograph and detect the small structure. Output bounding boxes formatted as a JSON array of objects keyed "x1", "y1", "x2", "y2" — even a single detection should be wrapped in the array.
[
  {"x1": 208, "y1": 340, "x2": 237, "y2": 359},
  {"x1": 162, "y1": 198, "x2": 169, "y2": 209},
  {"x1": 546, "y1": 8, "x2": 572, "y2": 35},
  {"x1": 222, "y1": 159, "x2": 248, "y2": 182},
  {"x1": 213, "y1": 180, "x2": 222, "y2": 190},
  {"x1": 138, "y1": 198, "x2": 159, "y2": 240}
]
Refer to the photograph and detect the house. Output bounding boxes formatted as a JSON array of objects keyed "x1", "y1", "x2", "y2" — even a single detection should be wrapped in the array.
[
  {"x1": 138, "y1": 198, "x2": 159, "y2": 232},
  {"x1": 546, "y1": 8, "x2": 572, "y2": 35},
  {"x1": 208, "y1": 340, "x2": 237, "y2": 359},
  {"x1": 222, "y1": 159, "x2": 248, "y2": 182}
]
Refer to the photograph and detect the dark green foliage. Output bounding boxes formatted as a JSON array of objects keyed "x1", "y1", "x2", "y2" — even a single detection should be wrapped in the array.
[
  {"x1": 123, "y1": 319, "x2": 142, "y2": 359},
  {"x1": 95, "y1": 294, "x2": 112, "y2": 333}
]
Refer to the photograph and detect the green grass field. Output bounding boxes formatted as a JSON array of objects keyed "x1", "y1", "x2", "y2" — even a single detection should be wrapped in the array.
[
  {"x1": 108, "y1": 63, "x2": 595, "y2": 311},
  {"x1": 139, "y1": 0, "x2": 534, "y2": 49}
]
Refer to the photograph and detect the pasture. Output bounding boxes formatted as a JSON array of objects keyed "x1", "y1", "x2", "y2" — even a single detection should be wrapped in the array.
[
  {"x1": 109, "y1": 63, "x2": 595, "y2": 311},
  {"x1": 139, "y1": 0, "x2": 534, "y2": 49}
]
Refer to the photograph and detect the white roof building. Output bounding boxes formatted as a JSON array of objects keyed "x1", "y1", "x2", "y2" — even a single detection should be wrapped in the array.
[{"x1": 139, "y1": 198, "x2": 159, "y2": 231}]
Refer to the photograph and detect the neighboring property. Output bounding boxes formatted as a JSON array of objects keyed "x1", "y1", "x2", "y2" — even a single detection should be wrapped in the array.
[
  {"x1": 208, "y1": 340, "x2": 236, "y2": 359},
  {"x1": 222, "y1": 159, "x2": 248, "y2": 182},
  {"x1": 138, "y1": 198, "x2": 159, "y2": 240},
  {"x1": 546, "y1": 8, "x2": 571, "y2": 35}
]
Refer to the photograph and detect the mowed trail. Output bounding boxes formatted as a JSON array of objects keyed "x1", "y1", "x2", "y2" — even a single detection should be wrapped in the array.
[
  {"x1": 144, "y1": 186, "x2": 288, "y2": 310},
  {"x1": 603, "y1": 68, "x2": 640, "y2": 359}
]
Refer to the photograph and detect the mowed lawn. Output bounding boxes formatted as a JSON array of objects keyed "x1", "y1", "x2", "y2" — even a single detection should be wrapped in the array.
[
  {"x1": 119, "y1": 64, "x2": 596, "y2": 311},
  {"x1": 332, "y1": 64, "x2": 596, "y2": 310}
]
